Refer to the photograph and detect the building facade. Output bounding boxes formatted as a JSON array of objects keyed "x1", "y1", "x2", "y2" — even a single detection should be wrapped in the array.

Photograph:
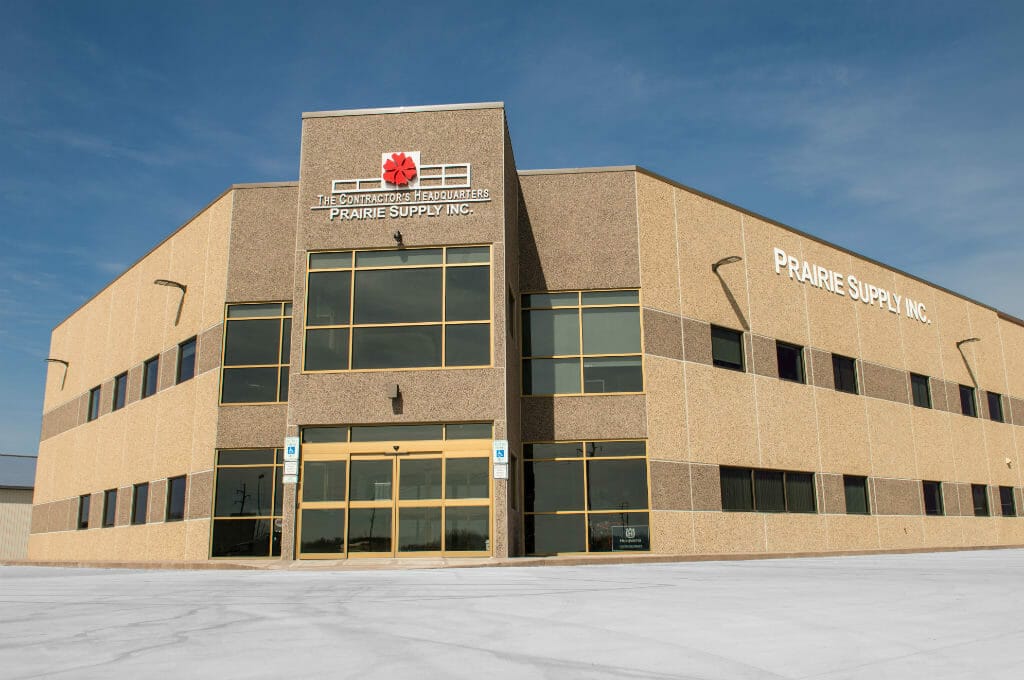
[
  {"x1": 28, "y1": 102, "x2": 1024, "y2": 563},
  {"x1": 1, "y1": 454, "x2": 35, "y2": 560}
]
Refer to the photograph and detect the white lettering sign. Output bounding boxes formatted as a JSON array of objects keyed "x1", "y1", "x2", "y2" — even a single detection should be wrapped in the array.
[{"x1": 772, "y1": 247, "x2": 930, "y2": 324}]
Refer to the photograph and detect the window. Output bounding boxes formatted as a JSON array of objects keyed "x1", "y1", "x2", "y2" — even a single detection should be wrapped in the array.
[
  {"x1": 522, "y1": 291, "x2": 642, "y2": 395},
  {"x1": 211, "y1": 449, "x2": 284, "y2": 558},
  {"x1": 910, "y1": 373, "x2": 931, "y2": 408},
  {"x1": 843, "y1": 475, "x2": 870, "y2": 515},
  {"x1": 166, "y1": 476, "x2": 187, "y2": 522},
  {"x1": 987, "y1": 392, "x2": 1004, "y2": 423},
  {"x1": 524, "y1": 440, "x2": 649, "y2": 554},
  {"x1": 176, "y1": 337, "x2": 197, "y2": 384},
  {"x1": 832, "y1": 354, "x2": 858, "y2": 394},
  {"x1": 102, "y1": 489, "x2": 117, "y2": 528},
  {"x1": 922, "y1": 481, "x2": 944, "y2": 516},
  {"x1": 720, "y1": 467, "x2": 817, "y2": 513},
  {"x1": 131, "y1": 483, "x2": 149, "y2": 525},
  {"x1": 142, "y1": 356, "x2": 159, "y2": 398},
  {"x1": 710, "y1": 326, "x2": 744, "y2": 371},
  {"x1": 972, "y1": 484, "x2": 990, "y2": 517},
  {"x1": 87, "y1": 386, "x2": 101, "y2": 422},
  {"x1": 301, "y1": 423, "x2": 491, "y2": 444},
  {"x1": 221, "y1": 303, "x2": 292, "y2": 404},
  {"x1": 77, "y1": 494, "x2": 90, "y2": 529},
  {"x1": 112, "y1": 372, "x2": 127, "y2": 411},
  {"x1": 999, "y1": 486, "x2": 1016, "y2": 517},
  {"x1": 776, "y1": 342, "x2": 804, "y2": 383},
  {"x1": 303, "y1": 246, "x2": 491, "y2": 372},
  {"x1": 959, "y1": 385, "x2": 977, "y2": 417}
]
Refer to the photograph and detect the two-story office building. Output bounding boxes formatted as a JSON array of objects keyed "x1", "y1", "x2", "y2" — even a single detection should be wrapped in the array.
[{"x1": 28, "y1": 102, "x2": 1024, "y2": 563}]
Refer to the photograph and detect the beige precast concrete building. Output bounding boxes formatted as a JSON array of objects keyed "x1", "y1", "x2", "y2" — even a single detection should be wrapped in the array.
[{"x1": 28, "y1": 102, "x2": 1024, "y2": 563}]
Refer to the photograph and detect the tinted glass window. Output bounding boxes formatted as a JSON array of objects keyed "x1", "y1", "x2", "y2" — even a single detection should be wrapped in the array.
[
  {"x1": 445, "y1": 458, "x2": 489, "y2": 499},
  {"x1": 445, "y1": 506, "x2": 488, "y2": 551},
  {"x1": 302, "y1": 461, "x2": 346, "y2": 502},
  {"x1": 212, "y1": 519, "x2": 273, "y2": 558},
  {"x1": 959, "y1": 385, "x2": 977, "y2": 417},
  {"x1": 523, "y1": 358, "x2": 581, "y2": 394},
  {"x1": 353, "y1": 269, "x2": 442, "y2": 324},
  {"x1": 215, "y1": 468, "x2": 273, "y2": 516},
  {"x1": 306, "y1": 271, "x2": 351, "y2": 326},
  {"x1": 356, "y1": 249, "x2": 442, "y2": 267},
  {"x1": 350, "y1": 424, "x2": 443, "y2": 441},
  {"x1": 911, "y1": 374, "x2": 931, "y2": 408},
  {"x1": 445, "y1": 266, "x2": 489, "y2": 321},
  {"x1": 999, "y1": 486, "x2": 1016, "y2": 517},
  {"x1": 843, "y1": 475, "x2": 869, "y2": 514},
  {"x1": 972, "y1": 484, "x2": 990, "y2": 516},
  {"x1": 833, "y1": 355, "x2": 858, "y2": 394},
  {"x1": 446, "y1": 246, "x2": 489, "y2": 264},
  {"x1": 398, "y1": 507, "x2": 442, "y2": 551},
  {"x1": 587, "y1": 460, "x2": 647, "y2": 510},
  {"x1": 132, "y1": 483, "x2": 149, "y2": 525},
  {"x1": 754, "y1": 470, "x2": 785, "y2": 512},
  {"x1": 347, "y1": 507, "x2": 392, "y2": 553},
  {"x1": 166, "y1": 476, "x2": 186, "y2": 522},
  {"x1": 221, "y1": 367, "x2": 278, "y2": 403},
  {"x1": 583, "y1": 356, "x2": 643, "y2": 393},
  {"x1": 304, "y1": 328, "x2": 349, "y2": 371},
  {"x1": 523, "y1": 309, "x2": 580, "y2": 357},
  {"x1": 582, "y1": 307, "x2": 641, "y2": 355},
  {"x1": 88, "y1": 386, "x2": 101, "y2": 421},
  {"x1": 301, "y1": 427, "x2": 349, "y2": 443},
  {"x1": 588, "y1": 511, "x2": 649, "y2": 552},
  {"x1": 586, "y1": 441, "x2": 646, "y2": 457},
  {"x1": 987, "y1": 392, "x2": 1004, "y2": 422},
  {"x1": 525, "y1": 461, "x2": 584, "y2": 512},
  {"x1": 720, "y1": 467, "x2": 754, "y2": 511},
  {"x1": 785, "y1": 473, "x2": 816, "y2": 513},
  {"x1": 113, "y1": 373, "x2": 127, "y2": 411},
  {"x1": 776, "y1": 342, "x2": 804, "y2": 383},
  {"x1": 349, "y1": 460, "x2": 393, "y2": 501},
  {"x1": 177, "y1": 338, "x2": 196, "y2": 383},
  {"x1": 581, "y1": 290, "x2": 639, "y2": 305},
  {"x1": 224, "y1": 319, "x2": 281, "y2": 365},
  {"x1": 525, "y1": 443, "x2": 582, "y2": 459},
  {"x1": 923, "y1": 481, "x2": 944, "y2": 516},
  {"x1": 309, "y1": 251, "x2": 352, "y2": 269},
  {"x1": 526, "y1": 514, "x2": 586, "y2": 554},
  {"x1": 78, "y1": 494, "x2": 90, "y2": 529},
  {"x1": 142, "y1": 357, "x2": 159, "y2": 397},
  {"x1": 711, "y1": 326, "x2": 744, "y2": 371},
  {"x1": 351, "y1": 325, "x2": 441, "y2": 369},
  {"x1": 300, "y1": 508, "x2": 346, "y2": 554},
  {"x1": 445, "y1": 324, "x2": 490, "y2": 366},
  {"x1": 102, "y1": 489, "x2": 117, "y2": 527},
  {"x1": 218, "y1": 449, "x2": 276, "y2": 465},
  {"x1": 399, "y1": 459, "x2": 442, "y2": 500},
  {"x1": 445, "y1": 423, "x2": 492, "y2": 440},
  {"x1": 227, "y1": 303, "x2": 282, "y2": 318}
]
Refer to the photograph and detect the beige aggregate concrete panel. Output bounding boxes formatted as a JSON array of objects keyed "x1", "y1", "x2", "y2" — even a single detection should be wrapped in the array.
[
  {"x1": 818, "y1": 474, "x2": 845, "y2": 514},
  {"x1": 116, "y1": 487, "x2": 131, "y2": 527},
  {"x1": 650, "y1": 511, "x2": 694, "y2": 554},
  {"x1": 227, "y1": 186, "x2": 298, "y2": 303},
  {"x1": 187, "y1": 470, "x2": 214, "y2": 520},
  {"x1": 983, "y1": 422, "x2": 1018, "y2": 487},
  {"x1": 644, "y1": 355, "x2": 686, "y2": 461},
  {"x1": 866, "y1": 400, "x2": 916, "y2": 479},
  {"x1": 961, "y1": 516, "x2": 999, "y2": 546},
  {"x1": 913, "y1": 408, "x2": 958, "y2": 482},
  {"x1": 676, "y1": 190, "x2": 749, "y2": 330},
  {"x1": 847, "y1": 260, "x2": 903, "y2": 369},
  {"x1": 123, "y1": 393, "x2": 160, "y2": 486},
  {"x1": 1010, "y1": 397, "x2": 1024, "y2": 426},
  {"x1": 93, "y1": 415, "x2": 128, "y2": 493},
  {"x1": 862, "y1": 362, "x2": 909, "y2": 404},
  {"x1": 201, "y1": 193, "x2": 233, "y2": 331},
  {"x1": 520, "y1": 395, "x2": 646, "y2": 442},
  {"x1": 217, "y1": 404, "x2": 288, "y2": 449},
  {"x1": 873, "y1": 478, "x2": 922, "y2": 516},
  {"x1": 643, "y1": 310, "x2": 683, "y2": 361},
  {"x1": 764, "y1": 514, "x2": 827, "y2": 553},
  {"x1": 826, "y1": 514, "x2": 880, "y2": 551},
  {"x1": 148, "y1": 479, "x2": 167, "y2": 524},
  {"x1": 157, "y1": 347, "x2": 177, "y2": 392},
  {"x1": 921, "y1": 516, "x2": 965, "y2": 547},
  {"x1": 932, "y1": 379, "x2": 959, "y2": 414},
  {"x1": 684, "y1": 363, "x2": 757, "y2": 466},
  {"x1": 43, "y1": 326, "x2": 71, "y2": 413},
  {"x1": 999, "y1": 319, "x2": 1024, "y2": 397},
  {"x1": 875, "y1": 515, "x2": 925, "y2": 549},
  {"x1": 185, "y1": 518, "x2": 212, "y2": 560},
  {"x1": 128, "y1": 243, "x2": 174, "y2": 369},
  {"x1": 151, "y1": 382, "x2": 199, "y2": 482},
  {"x1": 749, "y1": 335, "x2": 777, "y2": 379},
  {"x1": 950, "y1": 417, "x2": 989, "y2": 484},
  {"x1": 519, "y1": 171, "x2": 639, "y2": 292},
  {"x1": 816, "y1": 389, "x2": 871, "y2": 477},
  {"x1": 196, "y1": 324, "x2": 223, "y2": 376},
  {"x1": 807, "y1": 349, "x2": 834, "y2": 390},
  {"x1": 144, "y1": 521, "x2": 188, "y2": 562},
  {"x1": 690, "y1": 464, "x2": 721, "y2": 511},
  {"x1": 800, "y1": 241, "x2": 859, "y2": 358},
  {"x1": 932, "y1": 294, "x2": 975, "y2": 386},
  {"x1": 892, "y1": 273, "x2": 943, "y2": 378},
  {"x1": 693, "y1": 512, "x2": 765, "y2": 554},
  {"x1": 741, "y1": 215, "x2": 810, "y2": 344},
  {"x1": 650, "y1": 461, "x2": 691, "y2": 510},
  {"x1": 636, "y1": 173, "x2": 680, "y2": 314},
  {"x1": 755, "y1": 377, "x2": 818, "y2": 472},
  {"x1": 682, "y1": 319, "x2": 712, "y2": 365},
  {"x1": 189, "y1": 371, "x2": 220, "y2": 472},
  {"x1": 967, "y1": 306, "x2": 1008, "y2": 393}
]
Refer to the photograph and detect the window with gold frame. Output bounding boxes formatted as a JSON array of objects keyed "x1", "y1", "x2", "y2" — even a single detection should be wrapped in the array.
[
  {"x1": 302, "y1": 246, "x2": 491, "y2": 372},
  {"x1": 220, "y1": 303, "x2": 291, "y2": 404},
  {"x1": 521, "y1": 291, "x2": 643, "y2": 395},
  {"x1": 523, "y1": 440, "x2": 649, "y2": 555},
  {"x1": 210, "y1": 449, "x2": 284, "y2": 558}
]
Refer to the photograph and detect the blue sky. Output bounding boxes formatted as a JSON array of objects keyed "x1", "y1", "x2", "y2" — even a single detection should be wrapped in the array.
[{"x1": 1, "y1": 1, "x2": 1022, "y2": 455}]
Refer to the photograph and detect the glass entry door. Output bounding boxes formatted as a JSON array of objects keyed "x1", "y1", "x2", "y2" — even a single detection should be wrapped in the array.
[{"x1": 297, "y1": 448, "x2": 491, "y2": 559}]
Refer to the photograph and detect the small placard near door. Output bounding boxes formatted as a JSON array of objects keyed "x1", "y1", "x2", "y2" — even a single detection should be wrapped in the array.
[{"x1": 611, "y1": 525, "x2": 650, "y2": 551}]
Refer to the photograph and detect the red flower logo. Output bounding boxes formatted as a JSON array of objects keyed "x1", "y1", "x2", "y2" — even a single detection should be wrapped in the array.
[{"x1": 382, "y1": 152, "x2": 417, "y2": 186}]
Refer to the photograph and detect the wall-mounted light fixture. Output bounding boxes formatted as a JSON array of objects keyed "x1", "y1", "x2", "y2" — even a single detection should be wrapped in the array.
[
  {"x1": 46, "y1": 358, "x2": 70, "y2": 390},
  {"x1": 712, "y1": 255, "x2": 743, "y2": 273},
  {"x1": 154, "y1": 279, "x2": 187, "y2": 326},
  {"x1": 956, "y1": 337, "x2": 981, "y2": 349},
  {"x1": 392, "y1": 230, "x2": 404, "y2": 247}
]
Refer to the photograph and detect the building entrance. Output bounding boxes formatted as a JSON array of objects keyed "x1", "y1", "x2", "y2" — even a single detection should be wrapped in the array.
[{"x1": 296, "y1": 440, "x2": 492, "y2": 559}]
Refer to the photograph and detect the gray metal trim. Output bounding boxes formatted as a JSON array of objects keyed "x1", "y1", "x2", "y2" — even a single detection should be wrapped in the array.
[
  {"x1": 303, "y1": 102, "x2": 505, "y2": 119},
  {"x1": 518, "y1": 166, "x2": 638, "y2": 176},
  {"x1": 230, "y1": 181, "x2": 298, "y2": 189}
]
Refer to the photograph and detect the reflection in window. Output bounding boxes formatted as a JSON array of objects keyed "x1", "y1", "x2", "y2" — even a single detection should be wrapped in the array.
[
  {"x1": 166, "y1": 476, "x2": 187, "y2": 522},
  {"x1": 524, "y1": 440, "x2": 649, "y2": 554},
  {"x1": 711, "y1": 326, "x2": 744, "y2": 371},
  {"x1": 211, "y1": 449, "x2": 284, "y2": 557},
  {"x1": 910, "y1": 373, "x2": 931, "y2": 408},
  {"x1": 522, "y1": 291, "x2": 642, "y2": 395},
  {"x1": 176, "y1": 337, "x2": 196, "y2": 384},
  {"x1": 142, "y1": 356, "x2": 159, "y2": 398},
  {"x1": 303, "y1": 246, "x2": 491, "y2": 371},
  {"x1": 221, "y1": 303, "x2": 291, "y2": 404}
]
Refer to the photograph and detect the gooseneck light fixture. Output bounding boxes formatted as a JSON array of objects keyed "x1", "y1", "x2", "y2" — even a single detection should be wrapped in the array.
[
  {"x1": 956, "y1": 337, "x2": 981, "y2": 349},
  {"x1": 153, "y1": 279, "x2": 187, "y2": 326},
  {"x1": 712, "y1": 255, "x2": 743, "y2": 273},
  {"x1": 45, "y1": 358, "x2": 70, "y2": 390}
]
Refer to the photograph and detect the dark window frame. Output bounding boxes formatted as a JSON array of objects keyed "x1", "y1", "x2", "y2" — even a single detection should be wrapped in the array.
[
  {"x1": 77, "y1": 494, "x2": 91, "y2": 530},
  {"x1": 775, "y1": 341, "x2": 805, "y2": 384},
  {"x1": 710, "y1": 326, "x2": 745, "y2": 372},
  {"x1": 131, "y1": 482, "x2": 149, "y2": 525},
  {"x1": 142, "y1": 355, "x2": 159, "y2": 399},
  {"x1": 910, "y1": 373, "x2": 931, "y2": 409},
  {"x1": 166, "y1": 475, "x2": 187, "y2": 522},
  {"x1": 998, "y1": 486, "x2": 1016, "y2": 517},
  {"x1": 971, "y1": 484, "x2": 990, "y2": 517},
  {"x1": 843, "y1": 475, "x2": 871, "y2": 515},
  {"x1": 720, "y1": 466, "x2": 818, "y2": 514},
  {"x1": 987, "y1": 392, "x2": 1004, "y2": 423},
  {"x1": 87, "y1": 386, "x2": 101, "y2": 422},
  {"x1": 922, "y1": 481, "x2": 944, "y2": 516},
  {"x1": 832, "y1": 354, "x2": 858, "y2": 394},
  {"x1": 959, "y1": 385, "x2": 977, "y2": 417},
  {"x1": 221, "y1": 303, "x2": 292, "y2": 404},
  {"x1": 112, "y1": 372, "x2": 128, "y2": 411},
  {"x1": 102, "y1": 489, "x2": 117, "y2": 528},
  {"x1": 176, "y1": 336, "x2": 197, "y2": 384}
]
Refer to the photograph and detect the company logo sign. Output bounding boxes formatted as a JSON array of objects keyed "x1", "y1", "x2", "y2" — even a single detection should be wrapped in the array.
[{"x1": 312, "y1": 150, "x2": 491, "y2": 222}]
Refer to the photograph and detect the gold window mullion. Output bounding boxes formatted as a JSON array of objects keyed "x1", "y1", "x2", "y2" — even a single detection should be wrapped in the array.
[{"x1": 347, "y1": 264, "x2": 355, "y2": 370}]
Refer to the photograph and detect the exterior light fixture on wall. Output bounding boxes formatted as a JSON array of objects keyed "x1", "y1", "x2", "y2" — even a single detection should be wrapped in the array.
[
  {"x1": 711, "y1": 255, "x2": 743, "y2": 273},
  {"x1": 46, "y1": 358, "x2": 70, "y2": 390},
  {"x1": 153, "y1": 279, "x2": 187, "y2": 326},
  {"x1": 392, "y1": 230, "x2": 404, "y2": 247},
  {"x1": 956, "y1": 337, "x2": 981, "y2": 348}
]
